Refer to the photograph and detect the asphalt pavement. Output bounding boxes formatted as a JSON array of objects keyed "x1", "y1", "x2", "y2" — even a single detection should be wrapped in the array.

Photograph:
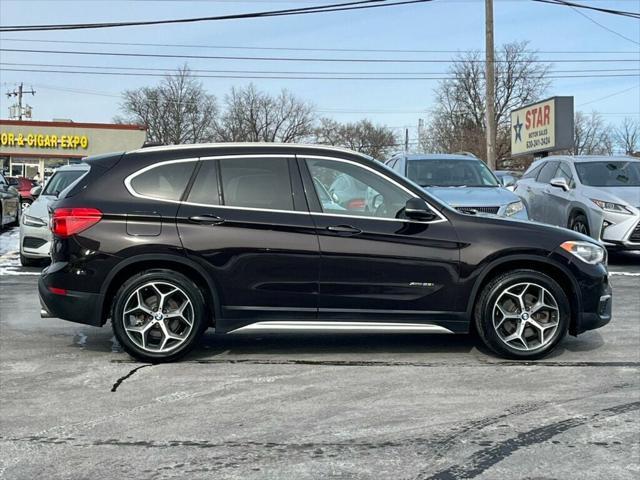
[{"x1": 1, "y1": 226, "x2": 639, "y2": 480}]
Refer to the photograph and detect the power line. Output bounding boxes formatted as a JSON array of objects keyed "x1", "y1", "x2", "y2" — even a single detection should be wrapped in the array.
[
  {"x1": 2, "y1": 48, "x2": 639, "y2": 63},
  {"x1": 0, "y1": 0, "x2": 434, "y2": 32},
  {"x1": 531, "y1": 0, "x2": 640, "y2": 19},
  {"x1": 2, "y1": 66, "x2": 637, "y2": 80},
  {"x1": 3, "y1": 62, "x2": 638, "y2": 76},
  {"x1": 1, "y1": 37, "x2": 636, "y2": 55},
  {"x1": 578, "y1": 84, "x2": 640, "y2": 107},
  {"x1": 560, "y1": 2, "x2": 640, "y2": 45}
]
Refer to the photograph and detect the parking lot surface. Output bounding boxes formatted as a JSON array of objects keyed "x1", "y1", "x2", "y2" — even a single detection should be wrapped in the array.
[{"x1": 1, "y1": 226, "x2": 639, "y2": 479}]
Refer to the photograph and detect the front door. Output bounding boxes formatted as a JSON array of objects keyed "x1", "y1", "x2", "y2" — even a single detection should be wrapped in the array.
[
  {"x1": 177, "y1": 155, "x2": 320, "y2": 332},
  {"x1": 299, "y1": 155, "x2": 463, "y2": 330}
]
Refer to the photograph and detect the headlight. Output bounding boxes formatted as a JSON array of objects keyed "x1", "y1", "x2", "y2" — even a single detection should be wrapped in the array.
[
  {"x1": 560, "y1": 240, "x2": 605, "y2": 265},
  {"x1": 22, "y1": 214, "x2": 48, "y2": 227},
  {"x1": 591, "y1": 199, "x2": 632, "y2": 215},
  {"x1": 504, "y1": 201, "x2": 524, "y2": 216}
]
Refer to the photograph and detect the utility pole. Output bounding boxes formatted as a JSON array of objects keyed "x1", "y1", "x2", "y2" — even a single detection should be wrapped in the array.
[
  {"x1": 404, "y1": 128, "x2": 409, "y2": 152},
  {"x1": 6, "y1": 82, "x2": 36, "y2": 120},
  {"x1": 485, "y1": 0, "x2": 497, "y2": 170}
]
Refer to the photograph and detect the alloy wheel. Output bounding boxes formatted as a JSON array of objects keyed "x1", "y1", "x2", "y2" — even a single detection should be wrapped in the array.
[
  {"x1": 122, "y1": 281, "x2": 194, "y2": 353},
  {"x1": 572, "y1": 221, "x2": 588, "y2": 235},
  {"x1": 492, "y1": 282, "x2": 560, "y2": 351}
]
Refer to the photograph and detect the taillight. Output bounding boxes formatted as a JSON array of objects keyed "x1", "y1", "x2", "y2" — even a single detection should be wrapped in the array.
[
  {"x1": 51, "y1": 208, "x2": 102, "y2": 238},
  {"x1": 347, "y1": 198, "x2": 366, "y2": 210}
]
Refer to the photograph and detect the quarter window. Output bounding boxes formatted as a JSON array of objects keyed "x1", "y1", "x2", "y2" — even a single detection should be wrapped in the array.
[
  {"x1": 305, "y1": 158, "x2": 412, "y2": 219},
  {"x1": 522, "y1": 162, "x2": 543, "y2": 180},
  {"x1": 129, "y1": 161, "x2": 196, "y2": 201},
  {"x1": 219, "y1": 157, "x2": 293, "y2": 210}
]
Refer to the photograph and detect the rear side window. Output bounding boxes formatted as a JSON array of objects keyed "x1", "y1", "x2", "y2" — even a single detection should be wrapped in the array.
[
  {"x1": 522, "y1": 162, "x2": 543, "y2": 179},
  {"x1": 219, "y1": 157, "x2": 293, "y2": 210},
  {"x1": 536, "y1": 161, "x2": 559, "y2": 183},
  {"x1": 129, "y1": 161, "x2": 196, "y2": 201},
  {"x1": 187, "y1": 160, "x2": 220, "y2": 205}
]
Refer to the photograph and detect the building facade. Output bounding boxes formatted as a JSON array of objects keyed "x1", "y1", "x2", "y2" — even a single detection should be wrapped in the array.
[{"x1": 0, "y1": 119, "x2": 147, "y2": 180}]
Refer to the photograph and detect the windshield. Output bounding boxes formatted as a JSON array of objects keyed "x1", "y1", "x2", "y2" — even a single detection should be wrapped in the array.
[
  {"x1": 42, "y1": 170, "x2": 86, "y2": 196},
  {"x1": 407, "y1": 159, "x2": 499, "y2": 187},
  {"x1": 575, "y1": 161, "x2": 640, "y2": 187}
]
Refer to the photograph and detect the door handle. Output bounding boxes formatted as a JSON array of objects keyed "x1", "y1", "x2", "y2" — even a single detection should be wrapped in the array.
[
  {"x1": 327, "y1": 225, "x2": 362, "y2": 235},
  {"x1": 189, "y1": 214, "x2": 225, "y2": 225}
]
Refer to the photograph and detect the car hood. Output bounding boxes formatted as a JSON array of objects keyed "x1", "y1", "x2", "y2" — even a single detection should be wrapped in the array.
[
  {"x1": 25, "y1": 195, "x2": 55, "y2": 220},
  {"x1": 423, "y1": 186, "x2": 520, "y2": 207},
  {"x1": 582, "y1": 185, "x2": 640, "y2": 208}
]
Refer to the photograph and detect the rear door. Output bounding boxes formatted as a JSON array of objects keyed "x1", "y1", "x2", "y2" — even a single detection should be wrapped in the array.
[
  {"x1": 299, "y1": 155, "x2": 463, "y2": 329},
  {"x1": 177, "y1": 155, "x2": 319, "y2": 332}
]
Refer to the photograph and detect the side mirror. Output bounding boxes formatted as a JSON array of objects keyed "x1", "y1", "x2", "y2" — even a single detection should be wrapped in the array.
[
  {"x1": 550, "y1": 177, "x2": 569, "y2": 191},
  {"x1": 404, "y1": 198, "x2": 437, "y2": 221},
  {"x1": 30, "y1": 185, "x2": 42, "y2": 197}
]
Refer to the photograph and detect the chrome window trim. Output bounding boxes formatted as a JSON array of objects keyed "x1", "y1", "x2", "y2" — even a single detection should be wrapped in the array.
[
  {"x1": 303, "y1": 154, "x2": 448, "y2": 224},
  {"x1": 123, "y1": 153, "x2": 448, "y2": 224}
]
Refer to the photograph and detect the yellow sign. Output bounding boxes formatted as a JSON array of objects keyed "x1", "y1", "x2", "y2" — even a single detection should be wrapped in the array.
[
  {"x1": 1, "y1": 131, "x2": 89, "y2": 150},
  {"x1": 510, "y1": 96, "x2": 574, "y2": 157}
]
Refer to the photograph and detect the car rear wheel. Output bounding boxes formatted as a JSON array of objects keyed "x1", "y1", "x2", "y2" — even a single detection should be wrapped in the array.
[
  {"x1": 112, "y1": 269, "x2": 208, "y2": 363},
  {"x1": 570, "y1": 213, "x2": 590, "y2": 236},
  {"x1": 475, "y1": 270, "x2": 569, "y2": 359}
]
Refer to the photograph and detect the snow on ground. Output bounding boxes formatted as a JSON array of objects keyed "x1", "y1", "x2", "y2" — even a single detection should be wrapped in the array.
[{"x1": 0, "y1": 227, "x2": 40, "y2": 276}]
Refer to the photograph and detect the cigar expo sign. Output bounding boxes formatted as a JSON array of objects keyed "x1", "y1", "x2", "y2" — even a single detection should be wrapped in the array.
[{"x1": 510, "y1": 96, "x2": 574, "y2": 157}]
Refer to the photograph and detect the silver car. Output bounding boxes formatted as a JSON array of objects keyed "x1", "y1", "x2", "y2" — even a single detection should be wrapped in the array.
[
  {"x1": 515, "y1": 155, "x2": 640, "y2": 250},
  {"x1": 385, "y1": 153, "x2": 528, "y2": 219},
  {"x1": 0, "y1": 173, "x2": 20, "y2": 229},
  {"x1": 19, "y1": 163, "x2": 89, "y2": 266}
]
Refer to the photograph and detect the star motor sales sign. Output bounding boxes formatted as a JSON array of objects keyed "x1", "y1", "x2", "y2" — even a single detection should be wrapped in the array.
[{"x1": 510, "y1": 96, "x2": 574, "y2": 157}]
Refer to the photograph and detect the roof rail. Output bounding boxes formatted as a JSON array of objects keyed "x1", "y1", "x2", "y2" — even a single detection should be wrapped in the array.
[{"x1": 451, "y1": 151, "x2": 477, "y2": 158}]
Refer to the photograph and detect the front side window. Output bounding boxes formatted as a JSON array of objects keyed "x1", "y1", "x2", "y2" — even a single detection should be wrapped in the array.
[
  {"x1": 575, "y1": 161, "x2": 640, "y2": 187},
  {"x1": 219, "y1": 157, "x2": 293, "y2": 210},
  {"x1": 554, "y1": 162, "x2": 574, "y2": 187},
  {"x1": 43, "y1": 170, "x2": 87, "y2": 196},
  {"x1": 129, "y1": 161, "x2": 196, "y2": 201},
  {"x1": 536, "y1": 161, "x2": 559, "y2": 184},
  {"x1": 306, "y1": 158, "x2": 412, "y2": 219},
  {"x1": 406, "y1": 159, "x2": 499, "y2": 187}
]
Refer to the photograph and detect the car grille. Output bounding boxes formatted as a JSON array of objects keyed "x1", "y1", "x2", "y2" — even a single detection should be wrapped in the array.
[
  {"x1": 23, "y1": 236, "x2": 47, "y2": 249},
  {"x1": 630, "y1": 222, "x2": 640, "y2": 243},
  {"x1": 456, "y1": 206, "x2": 500, "y2": 215}
]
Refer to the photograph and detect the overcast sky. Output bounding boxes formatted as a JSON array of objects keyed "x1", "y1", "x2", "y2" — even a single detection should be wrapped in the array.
[{"x1": 0, "y1": 0, "x2": 638, "y2": 147}]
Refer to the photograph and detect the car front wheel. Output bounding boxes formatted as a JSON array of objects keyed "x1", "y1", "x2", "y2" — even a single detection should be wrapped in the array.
[
  {"x1": 475, "y1": 270, "x2": 569, "y2": 359},
  {"x1": 112, "y1": 269, "x2": 208, "y2": 363}
]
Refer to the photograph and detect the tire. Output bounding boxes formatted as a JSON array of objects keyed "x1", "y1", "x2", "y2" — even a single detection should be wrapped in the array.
[
  {"x1": 112, "y1": 269, "x2": 208, "y2": 363},
  {"x1": 8, "y1": 202, "x2": 20, "y2": 227},
  {"x1": 474, "y1": 269, "x2": 569, "y2": 360},
  {"x1": 570, "y1": 213, "x2": 590, "y2": 237},
  {"x1": 20, "y1": 253, "x2": 41, "y2": 267}
]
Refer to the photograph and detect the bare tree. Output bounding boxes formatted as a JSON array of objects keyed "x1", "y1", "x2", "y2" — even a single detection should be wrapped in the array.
[
  {"x1": 314, "y1": 118, "x2": 398, "y2": 159},
  {"x1": 573, "y1": 111, "x2": 614, "y2": 155},
  {"x1": 214, "y1": 84, "x2": 315, "y2": 143},
  {"x1": 116, "y1": 66, "x2": 217, "y2": 144},
  {"x1": 614, "y1": 117, "x2": 640, "y2": 156},
  {"x1": 421, "y1": 41, "x2": 551, "y2": 162}
]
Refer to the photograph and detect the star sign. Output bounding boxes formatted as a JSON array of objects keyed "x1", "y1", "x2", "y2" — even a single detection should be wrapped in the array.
[{"x1": 513, "y1": 116, "x2": 523, "y2": 143}]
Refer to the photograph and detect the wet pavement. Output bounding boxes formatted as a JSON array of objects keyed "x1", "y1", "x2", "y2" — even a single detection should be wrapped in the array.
[{"x1": 1, "y1": 226, "x2": 639, "y2": 479}]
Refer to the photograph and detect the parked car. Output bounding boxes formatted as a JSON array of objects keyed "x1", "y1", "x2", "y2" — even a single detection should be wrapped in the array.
[
  {"x1": 494, "y1": 170, "x2": 522, "y2": 191},
  {"x1": 39, "y1": 144, "x2": 610, "y2": 362},
  {"x1": 0, "y1": 173, "x2": 20, "y2": 229},
  {"x1": 385, "y1": 153, "x2": 528, "y2": 219},
  {"x1": 6, "y1": 176, "x2": 37, "y2": 211},
  {"x1": 515, "y1": 155, "x2": 640, "y2": 250},
  {"x1": 19, "y1": 164, "x2": 90, "y2": 266}
]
